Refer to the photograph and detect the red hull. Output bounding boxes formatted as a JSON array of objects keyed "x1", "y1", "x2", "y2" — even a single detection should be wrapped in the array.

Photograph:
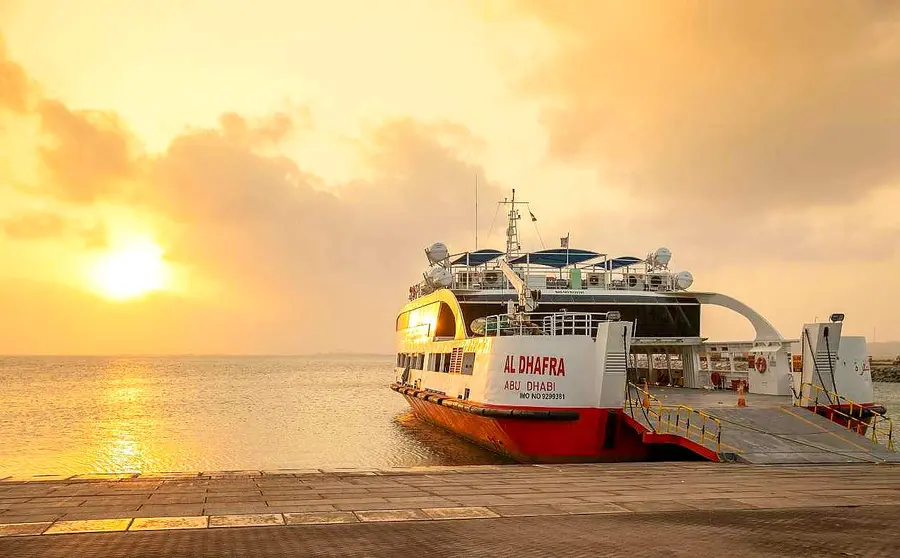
[{"x1": 402, "y1": 394, "x2": 650, "y2": 462}]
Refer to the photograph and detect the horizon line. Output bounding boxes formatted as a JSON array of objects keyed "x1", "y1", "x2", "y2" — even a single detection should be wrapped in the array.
[{"x1": 0, "y1": 352, "x2": 396, "y2": 358}]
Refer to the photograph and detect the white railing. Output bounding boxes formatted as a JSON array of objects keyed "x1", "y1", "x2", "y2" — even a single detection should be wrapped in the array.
[
  {"x1": 473, "y1": 312, "x2": 618, "y2": 337},
  {"x1": 410, "y1": 268, "x2": 678, "y2": 300},
  {"x1": 450, "y1": 269, "x2": 675, "y2": 293}
]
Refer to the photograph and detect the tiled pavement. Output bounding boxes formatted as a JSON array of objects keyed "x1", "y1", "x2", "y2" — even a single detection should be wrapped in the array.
[
  {"x1": 2, "y1": 506, "x2": 898, "y2": 557},
  {"x1": 1, "y1": 462, "x2": 899, "y2": 539}
]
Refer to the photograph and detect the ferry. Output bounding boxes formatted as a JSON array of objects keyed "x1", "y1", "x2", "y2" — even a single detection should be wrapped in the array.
[{"x1": 392, "y1": 190, "x2": 895, "y2": 463}]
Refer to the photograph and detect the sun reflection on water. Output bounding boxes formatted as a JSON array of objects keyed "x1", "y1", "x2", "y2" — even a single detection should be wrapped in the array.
[
  {"x1": 0, "y1": 356, "x2": 507, "y2": 477},
  {"x1": 90, "y1": 360, "x2": 161, "y2": 473}
]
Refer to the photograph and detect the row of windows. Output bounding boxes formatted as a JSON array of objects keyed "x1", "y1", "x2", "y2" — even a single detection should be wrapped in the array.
[
  {"x1": 396, "y1": 351, "x2": 474, "y2": 375},
  {"x1": 457, "y1": 302, "x2": 701, "y2": 338}
]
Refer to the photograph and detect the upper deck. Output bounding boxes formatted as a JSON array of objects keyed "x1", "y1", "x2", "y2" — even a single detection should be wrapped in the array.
[{"x1": 410, "y1": 247, "x2": 694, "y2": 302}]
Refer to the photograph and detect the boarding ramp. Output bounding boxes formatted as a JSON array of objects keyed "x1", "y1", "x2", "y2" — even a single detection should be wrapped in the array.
[{"x1": 623, "y1": 383, "x2": 900, "y2": 464}]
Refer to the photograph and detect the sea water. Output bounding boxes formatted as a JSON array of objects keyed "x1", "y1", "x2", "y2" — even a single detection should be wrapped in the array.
[{"x1": 0, "y1": 355, "x2": 507, "y2": 476}]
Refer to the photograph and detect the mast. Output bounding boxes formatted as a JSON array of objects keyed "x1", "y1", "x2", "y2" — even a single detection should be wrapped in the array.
[
  {"x1": 501, "y1": 188, "x2": 528, "y2": 258},
  {"x1": 475, "y1": 174, "x2": 478, "y2": 250}
]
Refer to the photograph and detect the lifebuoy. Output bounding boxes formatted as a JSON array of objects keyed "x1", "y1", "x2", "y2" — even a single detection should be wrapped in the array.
[{"x1": 755, "y1": 356, "x2": 767, "y2": 373}]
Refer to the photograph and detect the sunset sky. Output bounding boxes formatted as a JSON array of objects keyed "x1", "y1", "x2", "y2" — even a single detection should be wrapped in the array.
[{"x1": 1, "y1": 0, "x2": 898, "y2": 354}]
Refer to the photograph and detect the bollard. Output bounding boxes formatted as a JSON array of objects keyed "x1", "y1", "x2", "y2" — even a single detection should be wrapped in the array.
[
  {"x1": 737, "y1": 383, "x2": 747, "y2": 408},
  {"x1": 641, "y1": 379, "x2": 650, "y2": 409}
]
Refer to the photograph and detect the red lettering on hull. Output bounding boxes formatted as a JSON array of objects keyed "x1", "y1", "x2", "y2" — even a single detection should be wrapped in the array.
[{"x1": 504, "y1": 355, "x2": 567, "y2": 376}]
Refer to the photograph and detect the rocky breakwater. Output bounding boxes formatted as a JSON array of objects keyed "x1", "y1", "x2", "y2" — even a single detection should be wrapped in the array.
[{"x1": 872, "y1": 362, "x2": 900, "y2": 383}]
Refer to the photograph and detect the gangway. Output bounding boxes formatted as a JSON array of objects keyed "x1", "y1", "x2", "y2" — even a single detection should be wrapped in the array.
[{"x1": 623, "y1": 383, "x2": 900, "y2": 464}]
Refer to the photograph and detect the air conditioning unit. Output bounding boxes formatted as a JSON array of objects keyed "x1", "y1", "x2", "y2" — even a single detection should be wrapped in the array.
[
  {"x1": 586, "y1": 273, "x2": 604, "y2": 288},
  {"x1": 483, "y1": 271, "x2": 502, "y2": 286},
  {"x1": 647, "y1": 273, "x2": 666, "y2": 291},
  {"x1": 627, "y1": 274, "x2": 645, "y2": 291}
]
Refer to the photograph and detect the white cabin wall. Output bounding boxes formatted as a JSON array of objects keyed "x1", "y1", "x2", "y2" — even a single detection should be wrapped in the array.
[
  {"x1": 395, "y1": 336, "x2": 495, "y2": 401},
  {"x1": 596, "y1": 322, "x2": 631, "y2": 408},
  {"x1": 682, "y1": 347, "x2": 702, "y2": 388},
  {"x1": 833, "y1": 336, "x2": 875, "y2": 403},
  {"x1": 800, "y1": 322, "x2": 843, "y2": 401},
  {"x1": 481, "y1": 336, "x2": 598, "y2": 408},
  {"x1": 747, "y1": 347, "x2": 793, "y2": 396}
]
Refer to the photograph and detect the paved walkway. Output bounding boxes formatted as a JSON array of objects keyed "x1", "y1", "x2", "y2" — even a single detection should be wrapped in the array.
[
  {"x1": 2, "y1": 462, "x2": 900, "y2": 541},
  {"x1": 2, "y1": 505, "x2": 898, "y2": 557}
]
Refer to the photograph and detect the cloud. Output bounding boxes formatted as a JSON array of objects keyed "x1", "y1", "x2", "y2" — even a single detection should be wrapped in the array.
[
  {"x1": 1, "y1": 211, "x2": 67, "y2": 239},
  {"x1": 36, "y1": 99, "x2": 139, "y2": 203},
  {"x1": 218, "y1": 110, "x2": 309, "y2": 149},
  {"x1": 0, "y1": 29, "x2": 498, "y2": 353},
  {"x1": 0, "y1": 34, "x2": 30, "y2": 112},
  {"x1": 496, "y1": 0, "x2": 900, "y2": 209},
  {"x1": 143, "y1": 115, "x2": 499, "y2": 350}
]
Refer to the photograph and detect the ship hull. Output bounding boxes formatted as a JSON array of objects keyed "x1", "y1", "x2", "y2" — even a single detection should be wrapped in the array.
[{"x1": 401, "y1": 393, "x2": 650, "y2": 463}]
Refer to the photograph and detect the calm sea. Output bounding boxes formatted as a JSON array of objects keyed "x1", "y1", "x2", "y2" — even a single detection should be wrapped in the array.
[
  {"x1": 1, "y1": 356, "x2": 898, "y2": 477},
  {"x1": 0, "y1": 356, "x2": 507, "y2": 477}
]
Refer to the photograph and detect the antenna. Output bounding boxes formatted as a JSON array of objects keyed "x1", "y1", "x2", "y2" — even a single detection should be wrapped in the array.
[
  {"x1": 500, "y1": 188, "x2": 528, "y2": 258},
  {"x1": 475, "y1": 174, "x2": 478, "y2": 250}
]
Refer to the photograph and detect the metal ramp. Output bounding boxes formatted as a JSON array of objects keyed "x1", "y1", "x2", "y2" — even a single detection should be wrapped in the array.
[
  {"x1": 708, "y1": 406, "x2": 900, "y2": 464},
  {"x1": 623, "y1": 383, "x2": 900, "y2": 464}
]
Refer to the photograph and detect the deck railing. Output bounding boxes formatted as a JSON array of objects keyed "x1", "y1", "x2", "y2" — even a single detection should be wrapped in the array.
[
  {"x1": 796, "y1": 382, "x2": 895, "y2": 450},
  {"x1": 473, "y1": 312, "x2": 618, "y2": 337},
  {"x1": 624, "y1": 382, "x2": 723, "y2": 456},
  {"x1": 410, "y1": 268, "x2": 680, "y2": 299}
]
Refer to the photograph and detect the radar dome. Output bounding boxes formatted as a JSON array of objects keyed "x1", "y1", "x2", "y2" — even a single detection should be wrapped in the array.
[
  {"x1": 674, "y1": 271, "x2": 694, "y2": 291},
  {"x1": 651, "y1": 247, "x2": 672, "y2": 268},
  {"x1": 425, "y1": 242, "x2": 449, "y2": 264},
  {"x1": 425, "y1": 266, "x2": 453, "y2": 288}
]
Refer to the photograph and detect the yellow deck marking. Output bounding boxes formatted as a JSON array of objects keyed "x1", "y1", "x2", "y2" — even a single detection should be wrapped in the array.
[{"x1": 778, "y1": 407, "x2": 872, "y2": 453}]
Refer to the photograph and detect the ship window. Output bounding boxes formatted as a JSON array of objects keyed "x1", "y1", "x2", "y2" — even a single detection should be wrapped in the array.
[
  {"x1": 461, "y1": 352, "x2": 476, "y2": 375},
  {"x1": 458, "y1": 302, "x2": 509, "y2": 336},
  {"x1": 442, "y1": 353, "x2": 451, "y2": 372},
  {"x1": 435, "y1": 303, "x2": 456, "y2": 337},
  {"x1": 397, "y1": 302, "x2": 457, "y2": 338},
  {"x1": 416, "y1": 354, "x2": 425, "y2": 370},
  {"x1": 518, "y1": 302, "x2": 700, "y2": 338},
  {"x1": 396, "y1": 353, "x2": 402, "y2": 367}
]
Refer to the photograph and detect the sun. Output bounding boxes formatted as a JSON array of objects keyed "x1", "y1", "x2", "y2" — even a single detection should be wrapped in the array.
[{"x1": 89, "y1": 237, "x2": 170, "y2": 301}]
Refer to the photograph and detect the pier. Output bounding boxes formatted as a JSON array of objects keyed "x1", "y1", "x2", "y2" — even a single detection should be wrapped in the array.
[{"x1": 3, "y1": 462, "x2": 900, "y2": 556}]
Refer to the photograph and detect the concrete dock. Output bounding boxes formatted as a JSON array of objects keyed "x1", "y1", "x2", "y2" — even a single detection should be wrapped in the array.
[{"x1": 2, "y1": 462, "x2": 900, "y2": 556}]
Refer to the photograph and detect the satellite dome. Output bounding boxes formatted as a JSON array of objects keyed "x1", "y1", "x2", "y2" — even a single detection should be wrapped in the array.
[
  {"x1": 425, "y1": 266, "x2": 453, "y2": 288},
  {"x1": 674, "y1": 271, "x2": 694, "y2": 291},
  {"x1": 651, "y1": 247, "x2": 672, "y2": 268},
  {"x1": 425, "y1": 242, "x2": 449, "y2": 264}
]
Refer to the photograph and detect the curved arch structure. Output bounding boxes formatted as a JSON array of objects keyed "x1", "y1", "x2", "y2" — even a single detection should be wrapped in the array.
[
  {"x1": 397, "y1": 288, "x2": 468, "y2": 340},
  {"x1": 690, "y1": 292, "x2": 784, "y2": 342}
]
